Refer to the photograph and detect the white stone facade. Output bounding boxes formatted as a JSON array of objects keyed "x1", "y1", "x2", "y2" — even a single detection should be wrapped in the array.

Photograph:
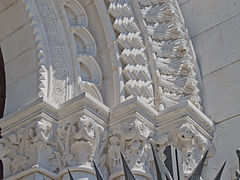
[{"x1": 0, "y1": 0, "x2": 239, "y2": 179}]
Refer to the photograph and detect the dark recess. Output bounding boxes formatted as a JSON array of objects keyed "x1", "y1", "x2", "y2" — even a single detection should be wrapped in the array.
[{"x1": 0, "y1": 47, "x2": 5, "y2": 119}]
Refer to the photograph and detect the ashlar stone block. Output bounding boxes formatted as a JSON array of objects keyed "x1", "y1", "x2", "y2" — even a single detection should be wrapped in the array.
[
  {"x1": 202, "y1": 60, "x2": 240, "y2": 122},
  {"x1": 204, "y1": 115, "x2": 240, "y2": 179},
  {"x1": 4, "y1": 71, "x2": 39, "y2": 116},
  {"x1": 5, "y1": 47, "x2": 39, "y2": 87},
  {"x1": 0, "y1": 1, "x2": 28, "y2": 41},
  {"x1": 1, "y1": 23, "x2": 35, "y2": 63},
  {"x1": 192, "y1": 14, "x2": 240, "y2": 76},
  {"x1": 179, "y1": 0, "x2": 240, "y2": 37}
]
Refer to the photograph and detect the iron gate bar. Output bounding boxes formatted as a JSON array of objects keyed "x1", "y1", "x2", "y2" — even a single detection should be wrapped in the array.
[
  {"x1": 0, "y1": 159, "x2": 2, "y2": 180},
  {"x1": 0, "y1": 48, "x2": 6, "y2": 119},
  {"x1": 120, "y1": 152, "x2": 136, "y2": 180},
  {"x1": 214, "y1": 161, "x2": 226, "y2": 180},
  {"x1": 151, "y1": 143, "x2": 173, "y2": 180},
  {"x1": 68, "y1": 169, "x2": 74, "y2": 180},
  {"x1": 93, "y1": 161, "x2": 104, "y2": 180},
  {"x1": 188, "y1": 150, "x2": 208, "y2": 180}
]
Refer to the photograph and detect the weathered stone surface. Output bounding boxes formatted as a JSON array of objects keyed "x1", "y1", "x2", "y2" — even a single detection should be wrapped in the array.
[
  {"x1": 2, "y1": 0, "x2": 240, "y2": 179},
  {"x1": 177, "y1": 0, "x2": 240, "y2": 179},
  {"x1": 192, "y1": 14, "x2": 240, "y2": 77},
  {"x1": 179, "y1": 0, "x2": 240, "y2": 37},
  {"x1": 0, "y1": 0, "x2": 17, "y2": 12},
  {"x1": 4, "y1": 71, "x2": 39, "y2": 116},
  {"x1": 0, "y1": 94, "x2": 213, "y2": 179},
  {"x1": 1, "y1": 24, "x2": 35, "y2": 63},
  {"x1": 205, "y1": 116, "x2": 240, "y2": 179},
  {"x1": 202, "y1": 60, "x2": 240, "y2": 123},
  {"x1": 0, "y1": 1, "x2": 28, "y2": 41},
  {"x1": 5, "y1": 47, "x2": 39, "y2": 87}
]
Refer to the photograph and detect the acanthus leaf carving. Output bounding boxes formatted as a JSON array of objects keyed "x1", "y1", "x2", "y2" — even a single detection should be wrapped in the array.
[
  {"x1": 137, "y1": 0, "x2": 202, "y2": 111},
  {"x1": 0, "y1": 116, "x2": 107, "y2": 178},
  {"x1": 0, "y1": 120, "x2": 56, "y2": 176},
  {"x1": 53, "y1": 115, "x2": 108, "y2": 177}
]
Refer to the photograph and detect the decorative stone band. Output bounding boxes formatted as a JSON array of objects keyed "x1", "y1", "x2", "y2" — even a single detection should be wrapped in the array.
[
  {"x1": 109, "y1": 98, "x2": 214, "y2": 179},
  {"x1": 105, "y1": 0, "x2": 202, "y2": 111},
  {"x1": 0, "y1": 93, "x2": 108, "y2": 179},
  {"x1": 0, "y1": 93, "x2": 214, "y2": 179}
]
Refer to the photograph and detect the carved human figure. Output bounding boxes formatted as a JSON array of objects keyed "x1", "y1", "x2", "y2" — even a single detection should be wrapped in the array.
[{"x1": 108, "y1": 136, "x2": 122, "y2": 173}]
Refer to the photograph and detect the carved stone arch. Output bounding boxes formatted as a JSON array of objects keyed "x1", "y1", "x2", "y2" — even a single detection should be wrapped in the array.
[
  {"x1": 23, "y1": 0, "x2": 77, "y2": 105},
  {"x1": 0, "y1": 0, "x2": 203, "y2": 114},
  {"x1": 56, "y1": 0, "x2": 124, "y2": 107},
  {"x1": 55, "y1": 0, "x2": 104, "y2": 103},
  {"x1": 72, "y1": 27, "x2": 97, "y2": 57},
  {"x1": 1, "y1": 0, "x2": 76, "y2": 113},
  {"x1": 100, "y1": 0, "x2": 203, "y2": 111},
  {"x1": 62, "y1": 0, "x2": 88, "y2": 27},
  {"x1": 0, "y1": 1, "x2": 216, "y2": 180},
  {"x1": 93, "y1": 0, "x2": 126, "y2": 106},
  {"x1": 79, "y1": 56, "x2": 102, "y2": 87}
]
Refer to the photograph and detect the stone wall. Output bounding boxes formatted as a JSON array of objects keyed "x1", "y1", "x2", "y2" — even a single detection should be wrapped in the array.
[
  {"x1": 0, "y1": 0, "x2": 239, "y2": 179},
  {"x1": 178, "y1": 0, "x2": 240, "y2": 179},
  {"x1": 0, "y1": 0, "x2": 39, "y2": 116}
]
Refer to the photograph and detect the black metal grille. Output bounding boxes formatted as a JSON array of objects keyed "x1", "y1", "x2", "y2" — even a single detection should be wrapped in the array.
[
  {"x1": 0, "y1": 47, "x2": 6, "y2": 119},
  {"x1": 0, "y1": 143, "x2": 227, "y2": 180}
]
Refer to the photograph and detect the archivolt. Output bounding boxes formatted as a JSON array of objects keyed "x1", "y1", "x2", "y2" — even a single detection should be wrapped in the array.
[
  {"x1": 23, "y1": 0, "x2": 75, "y2": 104},
  {"x1": 101, "y1": 0, "x2": 202, "y2": 111},
  {"x1": 22, "y1": 0, "x2": 202, "y2": 111}
]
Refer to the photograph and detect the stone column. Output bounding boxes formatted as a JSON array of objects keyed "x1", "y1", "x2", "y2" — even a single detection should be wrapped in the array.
[
  {"x1": 108, "y1": 118, "x2": 154, "y2": 180},
  {"x1": 109, "y1": 98, "x2": 214, "y2": 180},
  {"x1": 0, "y1": 93, "x2": 109, "y2": 180}
]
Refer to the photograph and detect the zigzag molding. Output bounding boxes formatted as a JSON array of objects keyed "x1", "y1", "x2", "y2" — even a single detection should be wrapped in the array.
[
  {"x1": 105, "y1": 0, "x2": 202, "y2": 111},
  {"x1": 22, "y1": 0, "x2": 48, "y2": 98},
  {"x1": 107, "y1": 0, "x2": 155, "y2": 106}
]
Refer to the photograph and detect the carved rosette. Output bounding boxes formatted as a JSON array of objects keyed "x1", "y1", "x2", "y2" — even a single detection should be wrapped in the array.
[{"x1": 0, "y1": 116, "x2": 107, "y2": 178}]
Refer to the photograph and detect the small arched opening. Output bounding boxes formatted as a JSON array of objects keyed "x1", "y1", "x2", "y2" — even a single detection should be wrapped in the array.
[{"x1": 0, "y1": 47, "x2": 6, "y2": 119}]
